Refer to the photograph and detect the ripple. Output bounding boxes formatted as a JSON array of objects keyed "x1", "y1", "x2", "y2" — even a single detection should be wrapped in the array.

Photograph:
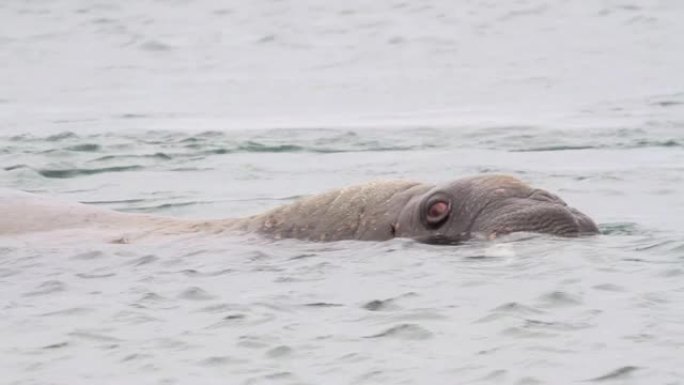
[
  {"x1": 512, "y1": 145, "x2": 598, "y2": 152},
  {"x1": 522, "y1": 318, "x2": 592, "y2": 332},
  {"x1": 257, "y1": 372, "x2": 295, "y2": 382},
  {"x1": 65, "y1": 143, "x2": 101, "y2": 152},
  {"x1": 38, "y1": 165, "x2": 142, "y2": 178},
  {"x1": 592, "y1": 283, "x2": 626, "y2": 292},
  {"x1": 587, "y1": 366, "x2": 640, "y2": 381},
  {"x1": 207, "y1": 309, "x2": 276, "y2": 328},
  {"x1": 42, "y1": 342, "x2": 69, "y2": 349},
  {"x1": 365, "y1": 323, "x2": 432, "y2": 340},
  {"x1": 177, "y1": 268, "x2": 234, "y2": 277},
  {"x1": 178, "y1": 287, "x2": 215, "y2": 301},
  {"x1": 128, "y1": 255, "x2": 159, "y2": 266},
  {"x1": 70, "y1": 251, "x2": 105, "y2": 260},
  {"x1": 125, "y1": 201, "x2": 205, "y2": 213},
  {"x1": 362, "y1": 298, "x2": 398, "y2": 311},
  {"x1": 500, "y1": 326, "x2": 554, "y2": 338},
  {"x1": 120, "y1": 353, "x2": 153, "y2": 362},
  {"x1": 634, "y1": 238, "x2": 684, "y2": 253},
  {"x1": 68, "y1": 330, "x2": 123, "y2": 342},
  {"x1": 304, "y1": 302, "x2": 343, "y2": 307},
  {"x1": 75, "y1": 272, "x2": 117, "y2": 279},
  {"x1": 136, "y1": 292, "x2": 172, "y2": 305},
  {"x1": 112, "y1": 310, "x2": 161, "y2": 324},
  {"x1": 223, "y1": 314, "x2": 246, "y2": 320},
  {"x1": 237, "y1": 141, "x2": 305, "y2": 153},
  {"x1": 91, "y1": 153, "x2": 173, "y2": 162},
  {"x1": 265, "y1": 345, "x2": 293, "y2": 358},
  {"x1": 599, "y1": 222, "x2": 642, "y2": 235},
  {"x1": 237, "y1": 335, "x2": 278, "y2": 349},
  {"x1": 515, "y1": 376, "x2": 542, "y2": 385},
  {"x1": 40, "y1": 307, "x2": 92, "y2": 317},
  {"x1": 23, "y1": 280, "x2": 66, "y2": 296},
  {"x1": 196, "y1": 303, "x2": 240, "y2": 313},
  {"x1": 197, "y1": 356, "x2": 244, "y2": 367},
  {"x1": 536, "y1": 291, "x2": 582, "y2": 308},
  {"x1": 45, "y1": 132, "x2": 78, "y2": 141},
  {"x1": 139, "y1": 40, "x2": 173, "y2": 51},
  {"x1": 477, "y1": 301, "x2": 544, "y2": 323}
]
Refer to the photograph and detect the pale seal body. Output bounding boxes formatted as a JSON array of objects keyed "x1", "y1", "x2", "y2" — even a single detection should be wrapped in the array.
[{"x1": 0, "y1": 175, "x2": 598, "y2": 245}]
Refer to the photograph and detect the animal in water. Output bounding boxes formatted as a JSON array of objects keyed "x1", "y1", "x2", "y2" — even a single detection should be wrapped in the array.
[{"x1": 0, "y1": 175, "x2": 598, "y2": 245}]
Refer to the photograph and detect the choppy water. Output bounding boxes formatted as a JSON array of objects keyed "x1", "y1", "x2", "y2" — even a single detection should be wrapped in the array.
[{"x1": 2, "y1": 0, "x2": 684, "y2": 384}]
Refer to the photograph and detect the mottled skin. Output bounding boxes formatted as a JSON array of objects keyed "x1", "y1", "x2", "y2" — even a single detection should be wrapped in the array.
[
  {"x1": 0, "y1": 175, "x2": 598, "y2": 244},
  {"x1": 232, "y1": 180, "x2": 426, "y2": 241},
  {"x1": 234, "y1": 175, "x2": 598, "y2": 244}
]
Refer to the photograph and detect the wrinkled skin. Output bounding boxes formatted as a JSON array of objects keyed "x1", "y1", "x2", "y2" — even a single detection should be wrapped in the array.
[
  {"x1": 0, "y1": 175, "x2": 598, "y2": 245},
  {"x1": 391, "y1": 175, "x2": 598, "y2": 244},
  {"x1": 235, "y1": 175, "x2": 598, "y2": 244}
]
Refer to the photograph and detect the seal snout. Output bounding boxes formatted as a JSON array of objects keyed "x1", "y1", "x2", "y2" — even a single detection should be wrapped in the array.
[
  {"x1": 472, "y1": 194, "x2": 598, "y2": 238},
  {"x1": 393, "y1": 176, "x2": 598, "y2": 245}
]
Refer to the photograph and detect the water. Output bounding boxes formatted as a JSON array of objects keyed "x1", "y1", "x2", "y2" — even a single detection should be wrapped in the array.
[{"x1": 2, "y1": 0, "x2": 684, "y2": 384}]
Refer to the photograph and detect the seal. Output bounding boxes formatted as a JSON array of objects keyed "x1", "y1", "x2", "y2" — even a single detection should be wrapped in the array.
[
  {"x1": 234, "y1": 174, "x2": 598, "y2": 244},
  {"x1": 0, "y1": 175, "x2": 598, "y2": 245}
]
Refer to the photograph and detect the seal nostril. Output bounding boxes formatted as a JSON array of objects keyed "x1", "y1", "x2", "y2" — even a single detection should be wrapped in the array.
[{"x1": 528, "y1": 189, "x2": 565, "y2": 205}]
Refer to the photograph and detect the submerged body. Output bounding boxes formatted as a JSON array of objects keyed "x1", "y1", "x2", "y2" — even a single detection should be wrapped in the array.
[{"x1": 0, "y1": 175, "x2": 598, "y2": 244}]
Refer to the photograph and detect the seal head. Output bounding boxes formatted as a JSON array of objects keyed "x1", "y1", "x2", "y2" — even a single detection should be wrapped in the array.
[{"x1": 394, "y1": 175, "x2": 598, "y2": 244}]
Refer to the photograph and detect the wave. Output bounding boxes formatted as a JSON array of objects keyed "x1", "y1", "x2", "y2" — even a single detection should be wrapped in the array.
[{"x1": 1, "y1": 125, "x2": 681, "y2": 181}]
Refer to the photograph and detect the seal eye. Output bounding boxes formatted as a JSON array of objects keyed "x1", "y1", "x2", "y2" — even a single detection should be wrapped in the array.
[{"x1": 425, "y1": 199, "x2": 451, "y2": 227}]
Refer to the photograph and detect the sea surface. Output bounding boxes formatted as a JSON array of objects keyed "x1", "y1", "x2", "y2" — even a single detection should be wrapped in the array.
[{"x1": 1, "y1": 1, "x2": 684, "y2": 385}]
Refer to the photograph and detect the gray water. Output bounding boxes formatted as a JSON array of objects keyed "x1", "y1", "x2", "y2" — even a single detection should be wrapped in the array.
[{"x1": 2, "y1": 1, "x2": 684, "y2": 384}]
